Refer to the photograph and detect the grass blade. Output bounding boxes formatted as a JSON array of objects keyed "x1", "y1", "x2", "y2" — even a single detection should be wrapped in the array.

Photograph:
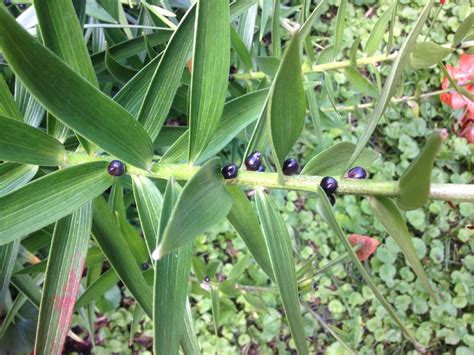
[
  {"x1": 34, "y1": 203, "x2": 92, "y2": 354},
  {"x1": 154, "y1": 158, "x2": 233, "y2": 259},
  {"x1": 255, "y1": 190, "x2": 309, "y2": 354},
  {"x1": 334, "y1": 0, "x2": 347, "y2": 57},
  {"x1": 181, "y1": 299, "x2": 200, "y2": 354},
  {"x1": 365, "y1": 3, "x2": 395, "y2": 56},
  {"x1": 0, "y1": 162, "x2": 113, "y2": 245},
  {"x1": 188, "y1": 0, "x2": 230, "y2": 162},
  {"x1": 271, "y1": 0, "x2": 281, "y2": 58},
  {"x1": 0, "y1": 240, "x2": 19, "y2": 312},
  {"x1": 0, "y1": 7, "x2": 153, "y2": 168},
  {"x1": 75, "y1": 268, "x2": 119, "y2": 310},
  {"x1": 0, "y1": 115, "x2": 65, "y2": 166},
  {"x1": 368, "y1": 196, "x2": 437, "y2": 302},
  {"x1": 345, "y1": 0, "x2": 435, "y2": 174}
]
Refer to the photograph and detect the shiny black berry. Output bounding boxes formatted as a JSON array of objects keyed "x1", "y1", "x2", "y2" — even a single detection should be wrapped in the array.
[
  {"x1": 228, "y1": 74, "x2": 235, "y2": 82},
  {"x1": 327, "y1": 194, "x2": 336, "y2": 206},
  {"x1": 229, "y1": 65, "x2": 237, "y2": 74},
  {"x1": 282, "y1": 158, "x2": 299, "y2": 175},
  {"x1": 347, "y1": 166, "x2": 367, "y2": 179},
  {"x1": 107, "y1": 160, "x2": 125, "y2": 176},
  {"x1": 257, "y1": 164, "x2": 265, "y2": 172},
  {"x1": 245, "y1": 151, "x2": 262, "y2": 171},
  {"x1": 221, "y1": 163, "x2": 238, "y2": 179},
  {"x1": 141, "y1": 263, "x2": 149, "y2": 271},
  {"x1": 18, "y1": 3, "x2": 27, "y2": 9},
  {"x1": 204, "y1": 276, "x2": 210, "y2": 283},
  {"x1": 320, "y1": 176, "x2": 338, "y2": 194},
  {"x1": 4, "y1": 0, "x2": 12, "y2": 6}
]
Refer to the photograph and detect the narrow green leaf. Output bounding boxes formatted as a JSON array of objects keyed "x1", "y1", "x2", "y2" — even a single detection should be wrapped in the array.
[
  {"x1": 14, "y1": 80, "x2": 45, "y2": 128},
  {"x1": 439, "y1": 62, "x2": 474, "y2": 101},
  {"x1": 306, "y1": 89, "x2": 324, "y2": 148},
  {"x1": 11, "y1": 273, "x2": 42, "y2": 307},
  {"x1": 132, "y1": 175, "x2": 164, "y2": 256},
  {"x1": 397, "y1": 130, "x2": 447, "y2": 210},
  {"x1": 0, "y1": 115, "x2": 66, "y2": 166},
  {"x1": 301, "y1": 142, "x2": 380, "y2": 176},
  {"x1": 0, "y1": 163, "x2": 38, "y2": 197},
  {"x1": 365, "y1": 4, "x2": 395, "y2": 56},
  {"x1": 260, "y1": 0, "x2": 272, "y2": 39},
  {"x1": 0, "y1": 7, "x2": 153, "y2": 168},
  {"x1": 334, "y1": 0, "x2": 347, "y2": 56},
  {"x1": 92, "y1": 196, "x2": 153, "y2": 317},
  {"x1": 344, "y1": 67, "x2": 379, "y2": 98},
  {"x1": 268, "y1": 30, "x2": 305, "y2": 179},
  {"x1": 299, "y1": 1, "x2": 326, "y2": 42},
  {"x1": 230, "y1": 26, "x2": 253, "y2": 72},
  {"x1": 154, "y1": 158, "x2": 233, "y2": 259},
  {"x1": 410, "y1": 42, "x2": 454, "y2": 69},
  {"x1": 35, "y1": 203, "x2": 92, "y2": 354},
  {"x1": 188, "y1": 0, "x2": 230, "y2": 162},
  {"x1": 368, "y1": 197, "x2": 437, "y2": 301},
  {"x1": 271, "y1": 0, "x2": 281, "y2": 58},
  {"x1": 226, "y1": 186, "x2": 273, "y2": 279},
  {"x1": 105, "y1": 48, "x2": 138, "y2": 83},
  {"x1": 154, "y1": 178, "x2": 193, "y2": 355},
  {"x1": 345, "y1": 0, "x2": 434, "y2": 174},
  {"x1": 315, "y1": 187, "x2": 423, "y2": 349},
  {"x1": 255, "y1": 190, "x2": 308, "y2": 354},
  {"x1": 0, "y1": 240, "x2": 19, "y2": 311},
  {"x1": 0, "y1": 76, "x2": 22, "y2": 120},
  {"x1": 453, "y1": 12, "x2": 474, "y2": 45},
  {"x1": 210, "y1": 286, "x2": 221, "y2": 335},
  {"x1": 161, "y1": 89, "x2": 269, "y2": 164},
  {"x1": 75, "y1": 268, "x2": 119, "y2": 310},
  {"x1": 256, "y1": 56, "x2": 280, "y2": 76},
  {"x1": 0, "y1": 286, "x2": 27, "y2": 338},
  {"x1": 181, "y1": 299, "x2": 200, "y2": 354},
  {"x1": 386, "y1": 0, "x2": 399, "y2": 55},
  {"x1": 0, "y1": 162, "x2": 113, "y2": 245}
]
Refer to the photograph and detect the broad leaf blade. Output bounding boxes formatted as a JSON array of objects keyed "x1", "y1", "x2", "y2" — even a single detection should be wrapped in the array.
[
  {"x1": 0, "y1": 161, "x2": 113, "y2": 245},
  {"x1": 255, "y1": 190, "x2": 308, "y2": 355},
  {"x1": 345, "y1": 0, "x2": 434, "y2": 173},
  {"x1": 154, "y1": 178, "x2": 193, "y2": 355},
  {"x1": 154, "y1": 158, "x2": 233, "y2": 259},
  {"x1": 0, "y1": 115, "x2": 65, "y2": 166},
  {"x1": 368, "y1": 196, "x2": 437, "y2": 302},
  {"x1": 410, "y1": 42, "x2": 454, "y2": 69},
  {"x1": 0, "y1": 8, "x2": 153, "y2": 168},
  {"x1": 315, "y1": 187, "x2": 423, "y2": 349},
  {"x1": 188, "y1": 0, "x2": 230, "y2": 162},
  {"x1": 301, "y1": 142, "x2": 380, "y2": 176},
  {"x1": 35, "y1": 203, "x2": 92, "y2": 354},
  {"x1": 268, "y1": 30, "x2": 305, "y2": 178},
  {"x1": 397, "y1": 130, "x2": 446, "y2": 210},
  {"x1": 92, "y1": 197, "x2": 153, "y2": 317}
]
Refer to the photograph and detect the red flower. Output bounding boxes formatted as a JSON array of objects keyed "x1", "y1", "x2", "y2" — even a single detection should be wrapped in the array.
[
  {"x1": 440, "y1": 0, "x2": 446, "y2": 4},
  {"x1": 440, "y1": 54, "x2": 474, "y2": 143},
  {"x1": 348, "y1": 234, "x2": 379, "y2": 261}
]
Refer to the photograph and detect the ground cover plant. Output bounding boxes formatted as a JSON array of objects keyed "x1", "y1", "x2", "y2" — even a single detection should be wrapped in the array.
[{"x1": 0, "y1": 0, "x2": 473, "y2": 354}]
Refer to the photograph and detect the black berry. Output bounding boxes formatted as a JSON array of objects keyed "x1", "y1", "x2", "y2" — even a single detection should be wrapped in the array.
[
  {"x1": 327, "y1": 194, "x2": 336, "y2": 206},
  {"x1": 257, "y1": 164, "x2": 265, "y2": 172},
  {"x1": 228, "y1": 74, "x2": 235, "y2": 82},
  {"x1": 347, "y1": 166, "x2": 367, "y2": 179},
  {"x1": 282, "y1": 158, "x2": 299, "y2": 175},
  {"x1": 204, "y1": 276, "x2": 210, "y2": 283},
  {"x1": 107, "y1": 160, "x2": 125, "y2": 176},
  {"x1": 229, "y1": 65, "x2": 237, "y2": 74},
  {"x1": 320, "y1": 176, "x2": 338, "y2": 194},
  {"x1": 221, "y1": 163, "x2": 238, "y2": 179},
  {"x1": 18, "y1": 3, "x2": 27, "y2": 9},
  {"x1": 4, "y1": 0, "x2": 12, "y2": 6},
  {"x1": 141, "y1": 263, "x2": 149, "y2": 271},
  {"x1": 245, "y1": 151, "x2": 262, "y2": 171}
]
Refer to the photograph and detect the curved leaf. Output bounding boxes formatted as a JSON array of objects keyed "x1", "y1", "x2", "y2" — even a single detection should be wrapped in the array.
[
  {"x1": 410, "y1": 42, "x2": 454, "y2": 69},
  {"x1": 0, "y1": 161, "x2": 113, "y2": 245},
  {"x1": 0, "y1": 163, "x2": 38, "y2": 197},
  {"x1": 365, "y1": 3, "x2": 395, "y2": 56},
  {"x1": 0, "y1": 7, "x2": 153, "y2": 168},
  {"x1": 0, "y1": 115, "x2": 65, "y2": 166}
]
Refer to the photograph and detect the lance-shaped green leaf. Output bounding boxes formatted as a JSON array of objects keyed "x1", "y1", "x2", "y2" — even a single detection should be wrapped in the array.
[
  {"x1": 0, "y1": 7, "x2": 153, "y2": 169},
  {"x1": 255, "y1": 189, "x2": 308, "y2": 354},
  {"x1": 153, "y1": 158, "x2": 233, "y2": 259},
  {"x1": 334, "y1": 0, "x2": 347, "y2": 56},
  {"x1": 210, "y1": 286, "x2": 221, "y2": 335},
  {"x1": 75, "y1": 268, "x2": 119, "y2": 310},
  {"x1": 14, "y1": 80, "x2": 45, "y2": 128},
  {"x1": 365, "y1": 3, "x2": 395, "y2": 56},
  {"x1": 35, "y1": 203, "x2": 92, "y2": 355},
  {"x1": 181, "y1": 299, "x2": 200, "y2": 354},
  {"x1": 397, "y1": 129, "x2": 447, "y2": 210},
  {"x1": 154, "y1": 178, "x2": 193, "y2": 355},
  {"x1": 345, "y1": 0, "x2": 434, "y2": 174},
  {"x1": 315, "y1": 187, "x2": 423, "y2": 349},
  {"x1": 105, "y1": 48, "x2": 138, "y2": 84},
  {"x1": 410, "y1": 42, "x2": 454, "y2": 69},
  {"x1": 132, "y1": 175, "x2": 164, "y2": 256},
  {"x1": 0, "y1": 161, "x2": 113, "y2": 245},
  {"x1": 137, "y1": 6, "x2": 196, "y2": 141},
  {"x1": 92, "y1": 197, "x2": 153, "y2": 317},
  {"x1": 301, "y1": 142, "x2": 380, "y2": 176},
  {"x1": 11, "y1": 273, "x2": 42, "y2": 307},
  {"x1": 0, "y1": 115, "x2": 65, "y2": 166},
  {"x1": 226, "y1": 186, "x2": 273, "y2": 279},
  {"x1": 0, "y1": 76, "x2": 22, "y2": 120},
  {"x1": 161, "y1": 89, "x2": 269, "y2": 164},
  {"x1": 0, "y1": 163, "x2": 38, "y2": 197},
  {"x1": 188, "y1": 0, "x2": 230, "y2": 162},
  {"x1": 267, "y1": 29, "x2": 305, "y2": 181},
  {"x1": 344, "y1": 67, "x2": 379, "y2": 98},
  {"x1": 299, "y1": 1, "x2": 326, "y2": 41},
  {"x1": 453, "y1": 13, "x2": 474, "y2": 46},
  {"x1": 368, "y1": 196, "x2": 437, "y2": 302},
  {"x1": 0, "y1": 240, "x2": 19, "y2": 312}
]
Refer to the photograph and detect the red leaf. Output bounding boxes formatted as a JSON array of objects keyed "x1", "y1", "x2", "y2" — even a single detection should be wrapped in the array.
[{"x1": 348, "y1": 234, "x2": 379, "y2": 261}]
